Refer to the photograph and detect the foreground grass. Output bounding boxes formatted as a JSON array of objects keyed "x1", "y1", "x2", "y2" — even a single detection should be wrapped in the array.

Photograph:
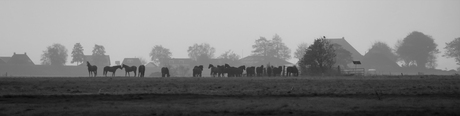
[
  {"x1": 1, "y1": 76, "x2": 460, "y2": 115},
  {"x1": 1, "y1": 76, "x2": 459, "y2": 96}
]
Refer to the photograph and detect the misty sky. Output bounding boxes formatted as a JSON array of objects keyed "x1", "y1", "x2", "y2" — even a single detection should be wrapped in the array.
[{"x1": 1, "y1": 0, "x2": 459, "y2": 70}]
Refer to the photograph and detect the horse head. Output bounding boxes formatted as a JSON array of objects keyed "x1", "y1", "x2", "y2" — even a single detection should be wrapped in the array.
[
  {"x1": 208, "y1": 64, "x2": 214, "y2": 69},
  {"x1": 239, "y1": 65, "x2": 246, "y2": 70}
]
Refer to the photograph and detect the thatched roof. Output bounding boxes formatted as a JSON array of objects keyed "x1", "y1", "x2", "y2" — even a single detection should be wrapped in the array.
[
  {"x1": 328, "y1": 38, "x2": 363, "y2": 61},
  {"x1": 8, "y1": 53, "x2": 35, "y2": 65}
]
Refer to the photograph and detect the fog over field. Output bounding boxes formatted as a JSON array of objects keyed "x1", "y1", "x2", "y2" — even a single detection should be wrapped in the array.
[{"x1": 1, "y1": 0, "x2": 460, "y2": 70}]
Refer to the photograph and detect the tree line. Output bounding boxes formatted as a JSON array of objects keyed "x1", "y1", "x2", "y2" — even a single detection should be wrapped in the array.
[{"x1": 39, "y1": 31, "x2": 460, "y2": 75}]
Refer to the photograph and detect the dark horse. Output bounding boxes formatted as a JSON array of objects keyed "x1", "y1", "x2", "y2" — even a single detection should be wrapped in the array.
[
  {"x1": 286, "y1": 66, "x2": 299, "y2": 76},
  {"x1": 103, "y1": 65, "x2": 122, "y2": 77},
  {"x1": 161, "y1": 67, "x2": 170, "y2": 77},
  {"x1": 86, "y1": 61, "x2": 97, "y2": 77},
  {"x1": 122, "y1": 64, "x2": 137, "y2": 77},
  {"x1": 246, "y1": 66, "x2": 255, "y2": 77},
  {"x1": 193, "y1": 65, "x2": 204, "y2": 77},
  {"x1": 208, "y1": 64, "x2": 222, "y2": 77},
  {"x1": 256, "y1": 65, "x2": 264, "y2": 77},
  {"x1": 138, "y1": 65, "x2": 145, "y2": 77}
]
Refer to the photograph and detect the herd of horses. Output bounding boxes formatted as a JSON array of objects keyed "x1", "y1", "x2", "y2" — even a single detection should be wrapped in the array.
[
  {"x1": 86, "y1": 61, "x2": 145, "y2": 77},
  {"x1": 86, "y1": 61, "x2": 298, "y2": 77},
  {"x1": 206, "y1": 64, "x2": 299, "y2": 77}
]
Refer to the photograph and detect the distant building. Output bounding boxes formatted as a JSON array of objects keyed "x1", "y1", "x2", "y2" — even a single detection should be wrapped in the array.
[
  {"x1": 122, "y1": 58, "x2": 142, "y2": 66},
  {"x1": 0, "y1": 57, "x2": 9, "y2": 65},
  {"x1": 166, "y1": 58, "x2": 194, "y2": 67},
  {"x1": 0, "y1": 53, "x2": 35, "y2": 65},
  {"x1": 239, "y1": 55, "x2": 293, "y2": 66},
  {"x1": 80, "y1": 55, "x2": 111, "y2": 66},
  {"x1": 145, "y1": 62, "x2": 157, "y2": 67},
  {"x1": 327, "y1": 37, "x2": 364, "y2": 61}
]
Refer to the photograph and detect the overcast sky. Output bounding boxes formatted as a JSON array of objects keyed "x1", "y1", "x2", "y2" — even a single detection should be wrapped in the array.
[{"x1": 1, "y1": 0, "x2": 459, "y2": 70}]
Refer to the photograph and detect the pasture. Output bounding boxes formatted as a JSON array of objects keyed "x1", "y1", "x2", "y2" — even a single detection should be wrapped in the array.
[{"x1": 1, "y1": 76, "x2": 460, "y2": 115}]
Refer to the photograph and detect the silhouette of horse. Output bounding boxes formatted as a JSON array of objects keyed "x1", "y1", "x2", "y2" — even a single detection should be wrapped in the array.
[
  {"x1": 208, "y1": 64, "x2": 223, "y2": 77},
  {"x1": 267, "y1": 66, "x2": 273, "y2": 77},
  {"x1": 272, "y1": 66, "x2": 283, "y2": 76},
  {"x1": 161, "y1": 67, "x2": 170, "y2": 77},
  {"x1": 86, "y1": 61, "x2": 97, "y2": 77},
  {"x1": 236, "y1": 65, "x2": 246, "y2": 77},
  {"x1": 224, "y1": 64, "x2": 235, "y2": 77},
  {"x1": 103, "y1": 65, "x2": 122, "y2": 77},
  {"x1": 224, "y1": 64, "x2": 244, "y2": 77},
  {"x1": 138, "y1": 65, "x2": 145, "y2": 77},
  {"x1": 122, "y1": 64, "x2": 137, "y2": 77},
  {"x1": 193, "y1": 65, "x2": 204, "y2": 77},
  {"x1": 256, "y1": 65, "x2": 264, "y2": 77},
  {"x1": 246, "y1": 66, "x2": 255, "y2": 77},
  {"x1": 286, "y1": 66, "x2": 299, "y2": 76}
]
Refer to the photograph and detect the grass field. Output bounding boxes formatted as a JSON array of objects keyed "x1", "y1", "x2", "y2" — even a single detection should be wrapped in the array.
[{"x1": 1, "y1": 76, "x2": 460, "y2": 115}]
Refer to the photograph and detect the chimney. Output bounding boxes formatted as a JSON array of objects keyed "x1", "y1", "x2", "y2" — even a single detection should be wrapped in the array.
[
  {"x1": 14, "y1": 52, "x2": 16, "y2": 55},
  {"x1": 24, "y1": 52, "x2": 26, "y2": 55}
]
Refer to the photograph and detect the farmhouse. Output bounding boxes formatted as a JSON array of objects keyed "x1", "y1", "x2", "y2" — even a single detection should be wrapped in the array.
[
  {"x1": 327, "y1": 37, "x2": 364, "y2": 61},
  {"x1": 0, "y1": 57, "x2": 9, "y2": 65},
  {"x1": 122, "y1": 58, "x2": 143, "y2": 66},
  {"x1": 145, "y1": 62, "x2": 157, "y2": 67},
  {"x1": 0, "y1": 53, "x2": 35, "y2": 65},
  {"x1": 79, "y1": 55, "x2": 111, "y2": 66}
]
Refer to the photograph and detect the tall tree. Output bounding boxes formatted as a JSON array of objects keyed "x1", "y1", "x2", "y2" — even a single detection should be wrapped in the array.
[
  {"x1": 252, "y1": 37, "x2": 271, "y2": 57},
  {"x1": 252, "y1": 34, "x2": 291, "y2": 60},
  {"x1": 40, "y1": 43, "x2": 68, "y2": 66},
  {"x1": 187, "y1": 43, "x2": 215, "y2": 61},
  {"x1": 270, "y1": 34, "x2": 291, "y2": 60},
  {"x1": 395, "y1": 31, "x2": 439, "y2": 69},
  {"x1": 70, "y1": 43, "x2": 85, "y2": 65},
  {"x1": 294, "y1": 42, "x2": 308, "y2": 60},
  {"x1": 298, "y1": 38, "x2": 336, "y2": 75},
  {"x1": 444, "y1": 37, "x2": 460, "y2": 65},
  {"x1": 92, "y1": 44, "x2": 106, "y2": 66},
  {"x1": 367, "y1": 42, "x2": 398, "y2": 62},
  {"x1": 218, "y1": 50, "x2": 241, "y2": 65},
  {"x1": 149, "y1": 45, "x2": 172, "y2": 66}
]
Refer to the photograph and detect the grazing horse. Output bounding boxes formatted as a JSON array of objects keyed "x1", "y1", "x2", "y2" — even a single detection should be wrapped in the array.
[
  {"x1": 86, "y1": 61, "x2": 97, "y2": 77},
  {"x1": 256, "y1": 65, "x2": 264, "y2": 77},
  {"x1": 208, "y1": 64, "x2": 222, "y2": 77},
  {"x1": 138, "y1": 65, "x2": 145, "y2": 77},
  {"x1": 246, "y1": 66, "x2": 255, "y2": 77},
  {"x1": 193, "y1": 65, "x2": 204, "y2": 77},
  {"x1": 161, "y1": 67, "x2": 170, "y2": 77},
  {"x1": 103, "y1": 65, "x2": 122, "y2": 77},
  {"x1": 286, "y1": 66, "x2": 299, "y2": 76},
  {"x1": 122, "y1": 64, "x2": 137, "y2": 77}
]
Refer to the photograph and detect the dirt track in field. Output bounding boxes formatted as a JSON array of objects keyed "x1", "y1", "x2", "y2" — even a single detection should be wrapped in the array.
[{"x1": 1, "y1": 76, "x2": 460, "y2": 115}]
